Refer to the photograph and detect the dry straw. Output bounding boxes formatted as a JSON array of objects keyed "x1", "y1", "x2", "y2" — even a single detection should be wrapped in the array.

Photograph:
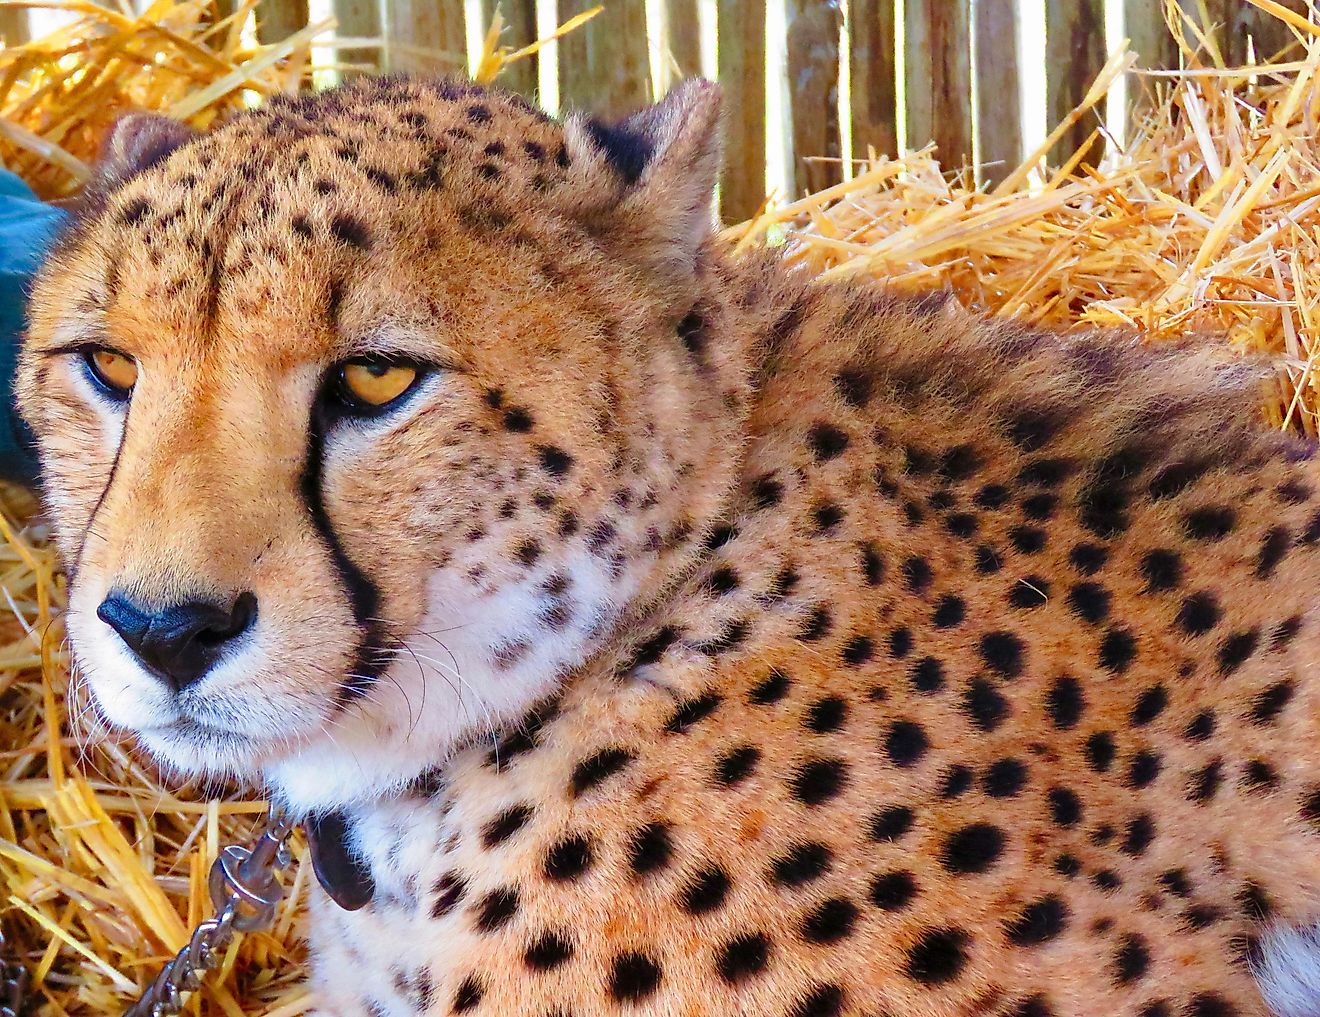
[{"x1": 0, "y1": 0, "x2": 1315, "y2": 1013}]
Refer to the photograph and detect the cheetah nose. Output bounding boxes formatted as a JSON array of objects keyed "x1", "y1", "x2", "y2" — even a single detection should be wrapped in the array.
[{"x1": 97, "y1": 591, "x2": 258, "y2": 692}]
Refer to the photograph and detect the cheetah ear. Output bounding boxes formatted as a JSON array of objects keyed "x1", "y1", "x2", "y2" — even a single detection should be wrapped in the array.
[
  {"x1": 562, "y1": 79, "x2": 721, "y2": 298},
  {"x1": 92, "y1": 112, "x2": 196, "y2": 194}
]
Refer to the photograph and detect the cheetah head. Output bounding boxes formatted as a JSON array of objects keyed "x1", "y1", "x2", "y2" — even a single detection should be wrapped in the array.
[{"x1": 18, "y1": 78, "x2": 742, "y2": 812}]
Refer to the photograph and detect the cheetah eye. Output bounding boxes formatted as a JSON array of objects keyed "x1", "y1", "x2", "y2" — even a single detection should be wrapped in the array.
[
  {"x1": 331, "y1": 356, "x2": 423, "y2": 414},
  {"x1": 82, "y1": 347, "x2": 138, "y2": 400}
]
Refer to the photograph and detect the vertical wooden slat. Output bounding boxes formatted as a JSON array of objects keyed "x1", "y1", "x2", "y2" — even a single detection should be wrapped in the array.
[
  {"x1": 973, "y1": 0, "x2": 1021, "y2": 185},
  {"x1": 480, "y1": 0, "x2": 539, "y2": 96},
  {"x1": 786, "y1": 0, "x2": 842, "y2": 196},
  {"x1": 332, "y1": 0, "x2": 382, "y2": 74},
  {"x1": 0, "y1": 7, "x2": 28, "y2": 46},
  {"x1": 1123, "y1": 0, "x2": 1178, "y2": 70},
  {"x1": 1243, "y1": 0, "x2": 1307, "y2": 62},
  {"x1": 717, "y1": 0, "x2": 766, "y2": 220},
  {"x1": 557, "y1": 1, "x2": 651, "y2": 118},
  {"x1": 1195, "y1": 1, "x2": 1254, "y2": 65},
  {"x1": 255, "y1": 0, "x2": 308, "y2": 43},
  {"x1": 663, "y1": 0, "x2": 702, "y2": 85},
  {"x1": 848, "y1": 0, "x2": 897, "y2": 161},
  {"x1": 386, "y1": 0, "x2": 466, "y2": 75},
  {"x1": 1045, "y1": 0, "x2": 1105, "y2": 168},
  {"x1": 904, "y1": 0, "x2": 972, "y2": 167}
]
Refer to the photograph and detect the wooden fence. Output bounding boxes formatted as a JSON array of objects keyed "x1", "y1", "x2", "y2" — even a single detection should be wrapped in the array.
[{"x1": 100, "y1": 1, "x2": 1320, "y2": 220}]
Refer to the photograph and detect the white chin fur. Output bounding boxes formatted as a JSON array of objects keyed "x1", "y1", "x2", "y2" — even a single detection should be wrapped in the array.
[{"x1": 1254, "y1": 922, "x2": 1320, "y2": 1017}]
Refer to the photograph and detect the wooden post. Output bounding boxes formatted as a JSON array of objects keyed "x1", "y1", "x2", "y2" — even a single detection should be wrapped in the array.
[
  {"x1": 1243, "y1": 0, "x2": 1308, "y2": 62},
  {"x1": 973, "y1": 0, "x2": 1020, "y2": 186},
  {"x1": 1195, "y1": 1, "x2": 1254, "y2": 65},
  {"x1": 557, "y1": 0, "x2": 651, "y2": 118},
  {"x1": 904, "y1": 0, "x2": 972, "y2": 168},
  {"x1": 848, "y1": 0, "x2": 897, "y2": 161},
  {"x1": 717, "y1": 0, "x2": 767, "y2": 220},
  {"x1": 385, "y1": 0, "x2": 467, "y2": 75},
  {"x1": 256, "y1": 0, "x2": 308, "y2": 43},
  {"x1": 0, "y1": 6, "x2": 27, "y2": 47},
  {"x1": 663, "y1": 0, "x2": 702, "y2": 86},
  {"x1": 1123, "y1": 0, "x2": 1178, "y2": 70},
  {"x1": 479, "y1": 0, "x2": 539, "y2": 96},
  {"x1": 1045, "y1": 0, "x2": 1105, "y2": 169},
  {"x1": 332, "y1": 0, "x2": 382, "y2": 75},
  {"x1": 786, "y1": 0, "x2": 842, "y2": 196}
]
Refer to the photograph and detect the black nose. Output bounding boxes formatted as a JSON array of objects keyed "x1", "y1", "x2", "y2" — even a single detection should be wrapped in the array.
[{"x1": 97, "y1": 591, "x2": 257, "y2": 692}]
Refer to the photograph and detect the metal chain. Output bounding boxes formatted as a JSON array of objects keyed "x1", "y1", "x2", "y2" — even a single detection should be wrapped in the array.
[{"x1": 123, "y1": 806, "x2": 298, "y2": 1017}]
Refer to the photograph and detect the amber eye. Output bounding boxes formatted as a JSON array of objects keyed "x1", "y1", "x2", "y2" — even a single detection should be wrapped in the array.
[
  {"x1": 336, "y1": 358, "x2": 420, "y2": 411},
  {"x1": 83, "y1": 348, "x2": 138, "y2": 398}
]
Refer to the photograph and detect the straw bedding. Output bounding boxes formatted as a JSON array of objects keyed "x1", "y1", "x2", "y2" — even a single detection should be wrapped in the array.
[{"x1": 1, "y1": 1, "x2": 1318, "y2": 1013}]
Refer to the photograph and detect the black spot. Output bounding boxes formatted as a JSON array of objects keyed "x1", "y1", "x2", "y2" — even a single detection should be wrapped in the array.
[
  {"x1": 1149, "y1": 461, "x2": 1205, "y2": 500},
  {"x1": 1177, "y1": 592, "x2": 1221, "y2": 636},
  {"x1": 749, "y1": 669, "x2": 791, "y2": 707},
  {"x1": 869, "y1": 806, "x2": 915, "y2": 843},
  {"x1": 1113, "y1": 934, "x2": 1149, "y2": 984},
  {"x1": 1277, "y1": 478, "x2": 1311, "y2": 503},
  {"x1": 329, "y1": 214, "x2": 371, "y2": 250},
  {"x1": 524, "y1": 931, "x2": 573, "y2": 970},
  {"x1": 1218, "y1": 629, "x2": 1260, "y2": 674},
  {"x1": 1054, "y1": 853, "x2": 1081, "y2": 877},
  {"x1": 452, "y1": 975, "x2": 483, "y2": 1012},
  {"x1": 939, "y1": 444, "x2": 980, "y2": 480},
  {"x1": 430, "y1": 872, "x2": 467, "y2": 918},
  {"x1": 677, "y1": 311, "x2": 706, "y2": 355},
  {"x1": 705, "y1": 523, "x2": 739, "y2": 550},
  {"x1": 1185, "y1": 710, "x2": 1215, "y2": 741},
  {"x1": 976, "y1": 484, "x2": 1011, "y2": 508},
  {"x1": 932, "y1": 595, "x2": 966, "y2": 627},
  {"x1": 570, "y1": 747, "x2": 635, "y2": 796},
  {"x1": 1070, "y1": 543, "x2": 1109, "y2": 574},
  {"x1": 808, "y1": 422, "x2": 849, "y2": 461},
  {"x1": 1257, "y1": 526, "x2": 1291, "y2": 578},
  {"x1": 812, "y1": 501, "x2": 844, "y2": 532},
  {"x1": 1006, "y1": 895, "x2": 1068, "y2": 945},
  {"x1": 465, "y1": 103, "x2": 492, "y2": 123},
  {"x1": 1067, "y1": 582, "x2": 1110, "y2": 624},
  {"x1": 291, "y1": 214, "x2": 312, "y2": 238},
  {"x1": 482, "y1": 803, "x2": 534, "y2": 847},
  {"x1": 502, "y1": 406, "x2": 533, "y2": 432},
  {"x1": 1238, "y1": 881, "x2": 1272, "y2": 921},
  {"x1": 799, "y1": 606, "x2": 832, "y2": 641},
  {"x1": 1303, "y1": 511, "x2": 1320, "y2": 545},
  {"x1": 1085, "y1": 732, "x2": 1116, "y2": 773},
  {"x1": 806, "y1": 696, "x2": 847, "y2": 732},
  {"x1": 1047, "y1": 787, "x2": 1081, "y2": 827},
  {"x1": 841, "y1": 635, "x2": 874, "y2": 666},
  {"x1": 1160, "y1": 869, "x2": 1192, "y2": 898},
  {"x1": 903, "y1": 556, "x2": 933, "y2": 592},
  {"x1": 904, "y1": 927, "x2": 970, "y2": 984},
  {"x1": 1046, "y1": 675, "x2": 1084, "y2": 729},
  {"x1": 1272, "y1": 614, "x2": 1304, "y2": 649},
  {"x1": 1009, "y1": 525, "x2": 1047, "y2": 554},
  {"x1": 941, "y1": 823, "x2": 1005, "y2": 874},
  {"x1": 666, "y1": 692, "x2": 722, "y2": 734},
  {"x1": 473, "y1": 887, "x2": 519, "y2": 932},
  {"x1": 1128, "y1": 750, "x2": 1162, "y2": 788},
  {"x1": 543, "y1": 833, "x2": 594, "y2": 881},
  {"x1": 1093, "y1": 870, "x2": 1122, "y2": 892},
  {"x1": 946, "y1": 512, "x2": 979, "y2": 537},
  {"x1": 717, "y1": 933, "x2": 770, "y2": 983},
  {"x1": 1099, "y1": 628, "x2": 1137, "y2": 673},
  {"x1": 1189, "y1": 995, "x2": 1236, "y2": 1017},
  {"x1": 119, "y1": 198, "x2": 152, "y2": 226},
  {"x1": 1183, "y1": 506, "x2": 1236, "y2": 541},
  {"x1": 1122, "y1": 813, "x2": 1155, "y2": 856},
  {"x1": 1131, "y1": 685, "x2": 1168, "y2": 726},
  {"x1": 1007, "y1": 409, "x2": 1061, "y2": 451},
  {"x1": 888, "y1": 627, "x2": 913, "y2": 658},
  {"x1": 772, "y1": 842, "x2": 832, "y2": 885},
  {"x1": 861, "y1": 543, "x2": 884, "y2": 585},
  {"x1": 1022, "y1": 492, "x2": 1058, "y2": 520},
  {"x1": 609, "y1": 952, "x2": 662, "y2": 1002},
  {"x1": 515, "y1": 540, "x2": 541, "y2": 566},
  {"x1": 1244, "y1": 759, "x2": 1278, "y2": 789},
  {"x1": 680, "y1": 866, "x2": 730, "y2": 915},
  {"x1": 835, "y1": 367, "x2": 873, "y2": 406},
  {"x1": 984, "y1": 758, "x2": 1027, "y2": 798},
  {"x1": 1184, "y1": 904, "x2": 1223, "y2": 930},
  {"x1": 751, "y1": 474, "x2": 783, "y2": 509},
  {"x1": 801, "y1": 897, "x2": 859, "y2": 943},
  {"x1": 537, "y1": 445, "x2": 573, "y2": 476},
  {"x1": 1250, "y1": 680, "x2": 1295, "y2": 725},
  {"x1": 964, "y1": 678, "x2": 1009, "y2": 732},
  {"x1": 870, "y1": 870, "x2": 918, "y2": 910},
  {"x1": 714, "y1": 745, "x2": 759, "y2": 786},
  {"x1": 1140, "y1": 549, "x2": 1183, "y2": 592},
  {"x1": 974, "y1": 545, "x2": 1003, "y2": 573},
  {"x1": 628, "y1": 823, "x2": 672, "y2": 876},
  {"x1": 940, "y1": 764, "x2": 974, "y2": 798},
  {"x1": 911, "y1": 656, "x2": 945, "y2": 694},
  {"x1": 791, "y1": 758, "x2": 849, "y2": 804},
  {"x1": 885, "y1": 721, "x2": 928, "y2": 768},
  {"x1": 979, "y1": 631, "x2": 1026, "y2": 678},
  {"x1": 1011, "y1": 994, "x2": 1055, "y2": 1017},
  {"x1": 790, "y1": 984, "x2": 845, "y2": 1017},
  {"x1": 630, "y1": 626, "x2": 677, "y2": 668},
  {"x1": 1010, "y1": 576, "x2": 1050, "y2": 609}
]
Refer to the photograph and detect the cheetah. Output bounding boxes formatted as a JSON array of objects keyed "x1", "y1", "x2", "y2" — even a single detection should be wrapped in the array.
[{"x1": 19, "y1": 74, "x2": 1320, "y2": 1016}]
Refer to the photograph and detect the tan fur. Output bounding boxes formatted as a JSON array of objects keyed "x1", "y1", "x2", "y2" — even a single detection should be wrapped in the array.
[{"x1": 19, "y1": 77, "x2": 1320, "y2": 1016}]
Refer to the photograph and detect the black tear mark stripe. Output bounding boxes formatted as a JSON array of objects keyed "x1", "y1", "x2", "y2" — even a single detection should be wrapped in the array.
[
  {"x1": 71, "y1": 402, "x2": 131, "y2": 586},
  {"x1": 302, "y1": 405, "x2": 390, "y2": 705}
]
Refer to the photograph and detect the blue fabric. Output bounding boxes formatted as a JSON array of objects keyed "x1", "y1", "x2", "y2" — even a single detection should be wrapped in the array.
[{"x1": 0, "y1": 169, "x2": 67, "y2": 483}]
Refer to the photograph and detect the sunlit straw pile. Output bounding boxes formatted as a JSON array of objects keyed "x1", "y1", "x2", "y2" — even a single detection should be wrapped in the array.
[{"x1": 3, "y1": 0, "x2": 1320, "y2": 1013}]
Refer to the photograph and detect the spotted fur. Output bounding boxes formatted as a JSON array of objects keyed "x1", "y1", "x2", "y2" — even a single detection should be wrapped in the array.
[{"x1": 19, "y1": 76, "x2": 1320, "y2": 1015}]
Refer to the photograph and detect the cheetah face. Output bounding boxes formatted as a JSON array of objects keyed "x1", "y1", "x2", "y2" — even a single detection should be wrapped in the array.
[{"x1": 18, "y1": 79, "x2": 727, "y2": 812}]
